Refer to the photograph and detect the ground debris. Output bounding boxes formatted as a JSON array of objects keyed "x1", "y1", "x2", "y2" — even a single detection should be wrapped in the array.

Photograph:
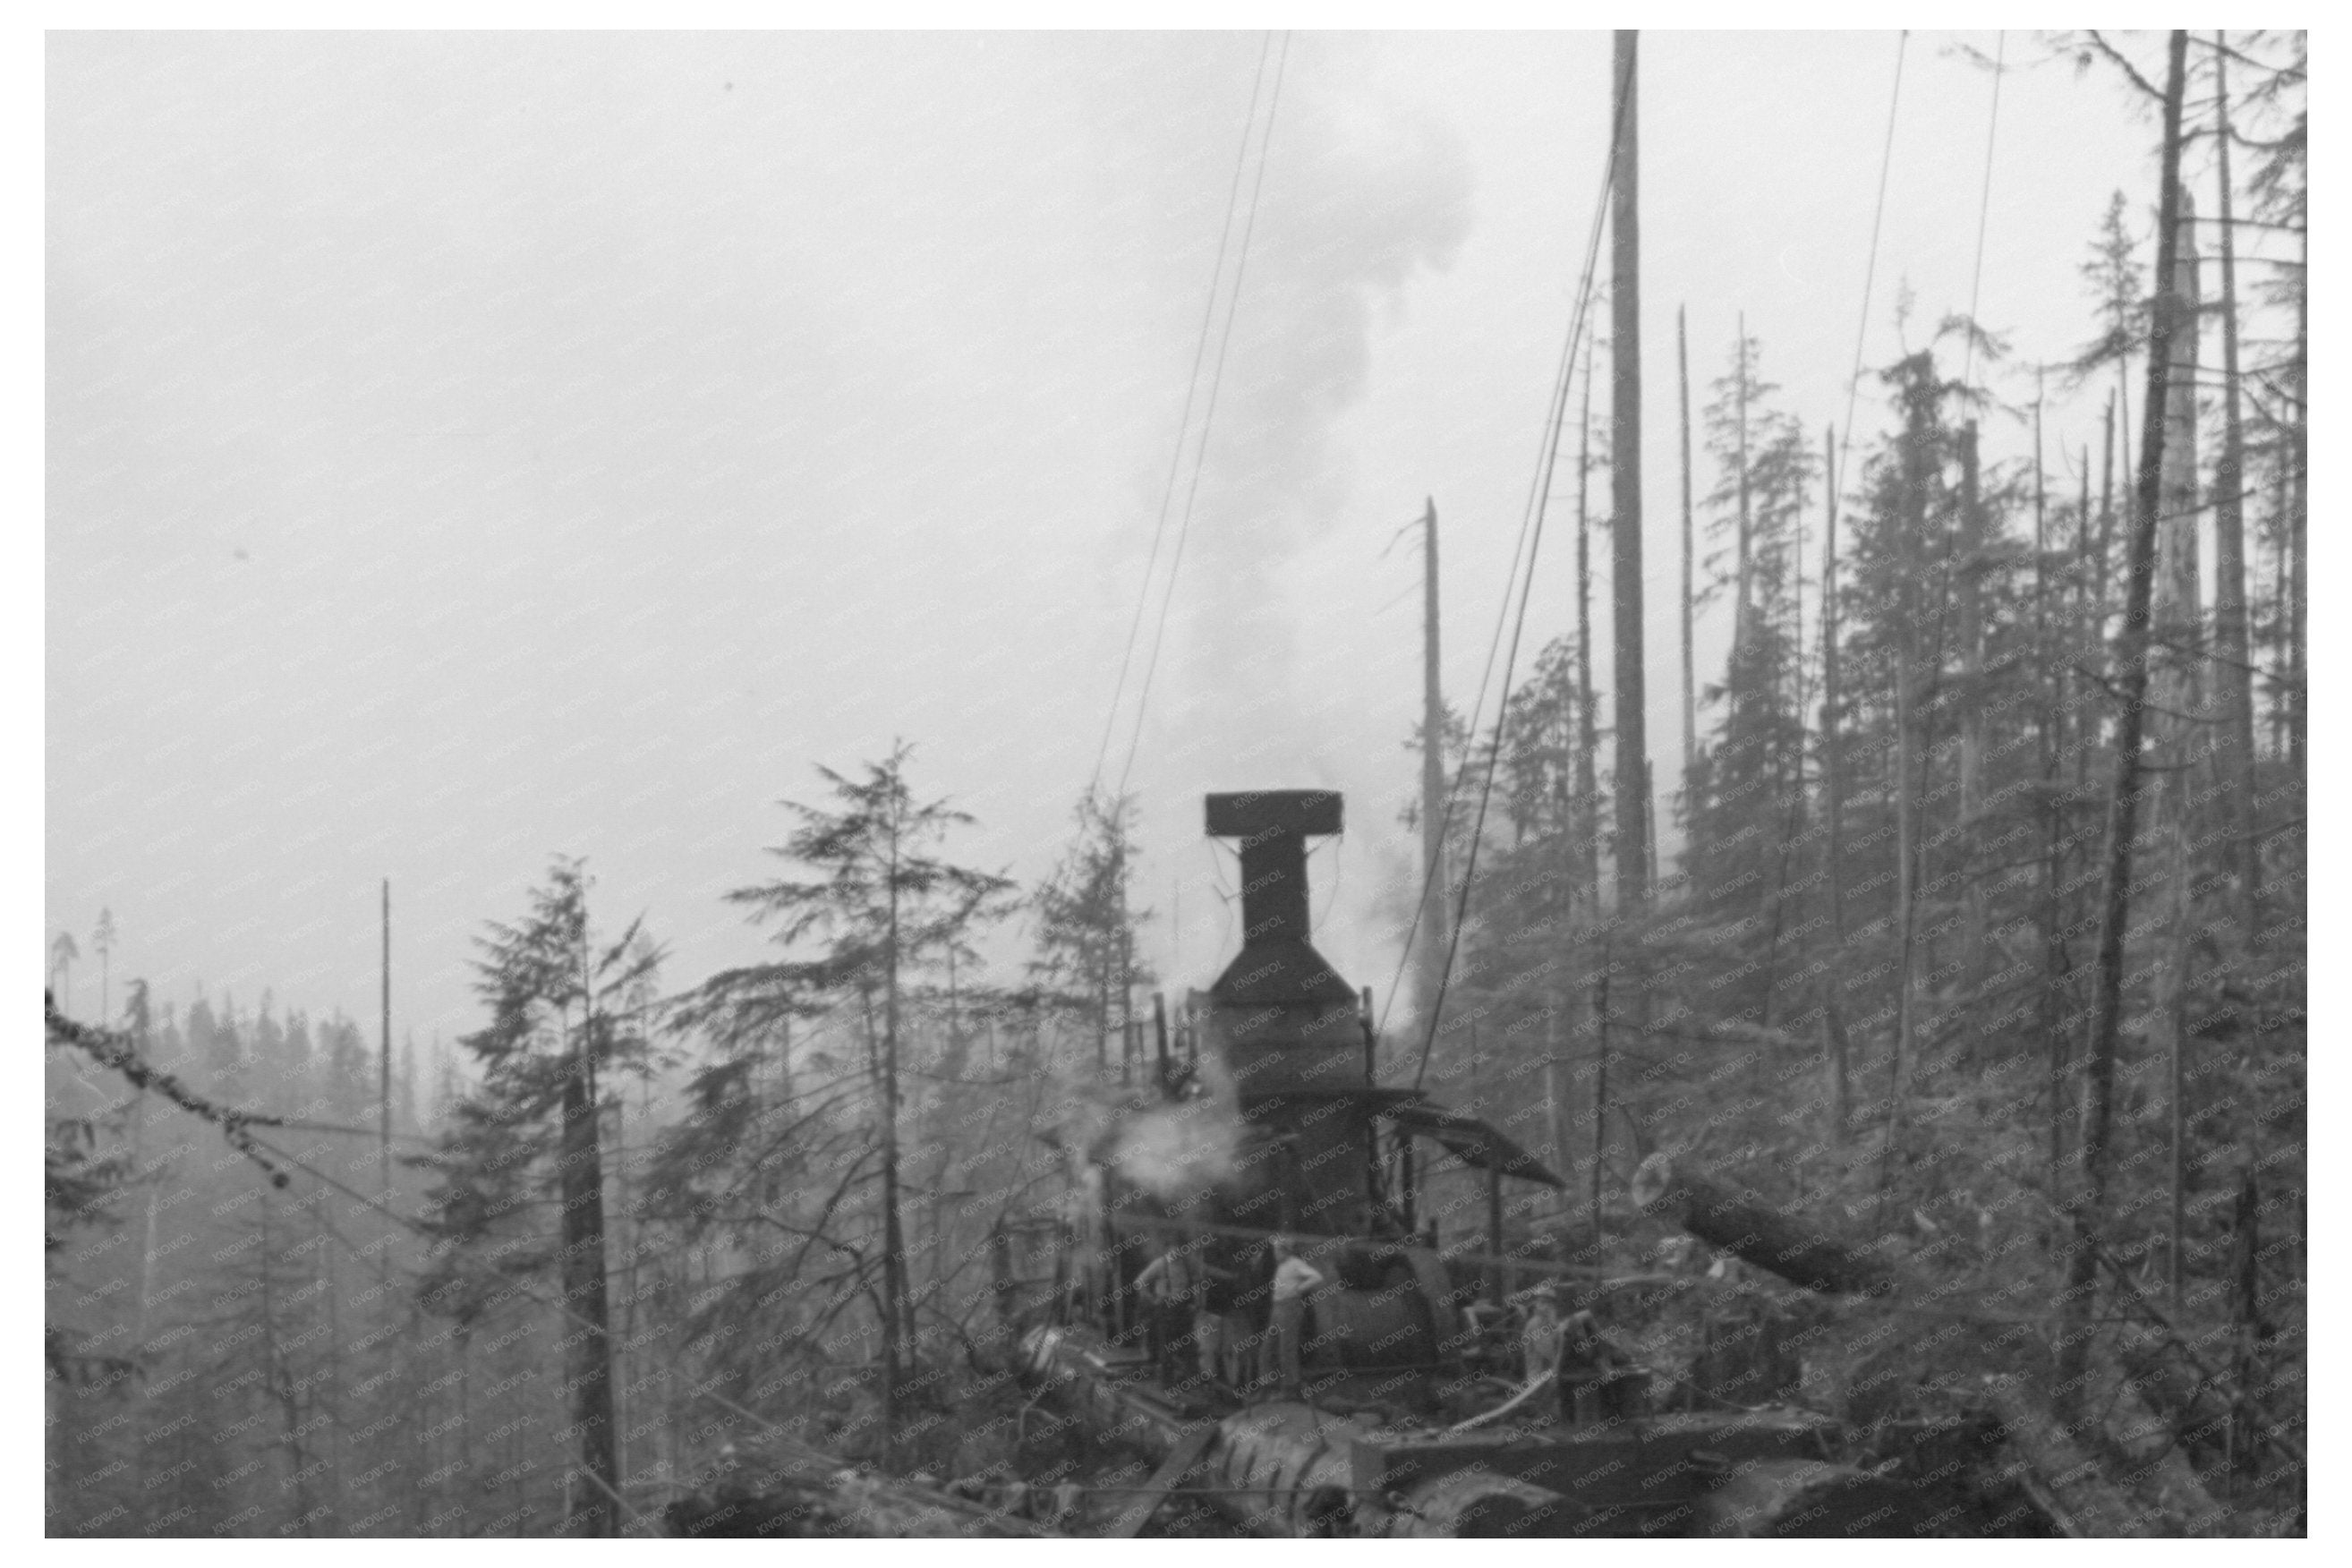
[{"x1": 661, "y1": 1439, "x2": 1053, "y2": 1538}]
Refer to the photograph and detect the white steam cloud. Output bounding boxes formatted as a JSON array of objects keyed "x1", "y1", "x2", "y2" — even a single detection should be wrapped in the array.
[{"x1": 1045, "y1": 1048, "x2": 1248, "y2": 1205}]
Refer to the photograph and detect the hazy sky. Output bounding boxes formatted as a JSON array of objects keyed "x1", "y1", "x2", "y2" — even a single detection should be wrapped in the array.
[{"x1": 47, "y1": 30, "x2": 2214, "y2": 1057}]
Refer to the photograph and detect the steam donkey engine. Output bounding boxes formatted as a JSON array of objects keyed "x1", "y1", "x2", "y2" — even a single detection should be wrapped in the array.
[
  {"x1": 1061, "y1": 790, "x2": 1538, "y2": 1394},
  {"x1": 997, "y1": 788, "x2": 1983, "y2": 1538}
]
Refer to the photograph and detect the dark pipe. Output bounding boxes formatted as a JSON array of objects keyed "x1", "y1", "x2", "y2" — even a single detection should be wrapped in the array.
[{"x1": 1206, "y1": 792, "x2": 1342, "y2": 950}]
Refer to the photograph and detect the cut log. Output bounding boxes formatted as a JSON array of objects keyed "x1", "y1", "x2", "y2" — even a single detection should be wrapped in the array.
[
  {"x1": 1631, "y1": 1153, "x2": 1893, "y2": 1296},
  {"x1": 1108, "y1": 1419, "x2": 1219, "y2": 1538}
]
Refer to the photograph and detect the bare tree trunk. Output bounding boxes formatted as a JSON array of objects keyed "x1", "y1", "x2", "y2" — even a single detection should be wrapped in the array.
[
  {"x1": 1546, "y1": 1004, "x2": 1573, "y2": 1229},
  {"x1": 1818, "y1": 424, "x2": 1852, "y2": 1150},
  {"x1": 1608, "y1": 29, "x2": 1649, "y2": 908},
  {"x1": 2094, "y1": 391, "x2": 2118, "y2": 662},
  {"x1": 558, "y1": 1005, "x2": 619, "y2": 1535},
  {"x1": 263, "y1": 1196, "x2": 312, "y2": 1535},
  {"x1": 1576, "y1": 369, "x2": 1600, "y2": 903},
  {"x1": 880, "y1": 823, "x2": 915, "y2": 1463},
  {"x1": 1678, "y1": 306, "x2": 1697, "y2": 795},
  {"x1": 2038, "y1": 391, "x2": 2075, "y2": 1195},
  {"x1": 1733, "y1": 318, "x2": 1752, "y2": 669},
  {"x1": 1760, "y1": 436, "x2": 1813, "y2": 1032},
  {"x1": 859, "y1": 993, "x2": 902, "y2": 1461},
  {"x1": 1887, "y1": 365, "x2": 1930, "y2": 1154},
  {"x1": 1419, "y1": 497, "x2": 1448, "y2": 1041},
  {"x1": 2151, "y1": 189, "x2": 2203, "y2": 1313},
  {"x1": 1589, "y1": 945, "x2": 1610, "y2": 1235},
  {"x1": 2210, "y1": 36, "x2": 2259, "y2": 928},
  {"x1": 128, "y1": 1088, "x2": 157, "y2": 1500},
  {"x1": 2056, "y1": 29, "x2": 2188, "y2": 1420},
  {"x1": 2286, "y1": 217, "x2": 2305, "y2": 780},
  {"x1": 312, "y1": 1180, "x2": 345, "y2": 1533},
  {"x1": 2288, "y1": 259, "x2": 2305, "y2": 778},
  {"x1": 1957, "y1": 420, "x2": 1987, "y2": 987},
  {"x1": 380, "y1": 881, "x2": 392, "y2": 1221},
  {"x1": 2269, "y1": 460, "x2": 2290, "y2": 761},
  {"x1": 2074, "y1": 440, "x2": 2092, "y2": 783},
  {"x1": 1115, "y1": 883, "x2": 1135, "y2": 1087}
]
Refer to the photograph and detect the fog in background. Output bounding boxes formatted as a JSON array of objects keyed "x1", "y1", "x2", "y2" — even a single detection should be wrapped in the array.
[{"x1": 47, "y1": 30, "x2": 2165, "y2": 1052}]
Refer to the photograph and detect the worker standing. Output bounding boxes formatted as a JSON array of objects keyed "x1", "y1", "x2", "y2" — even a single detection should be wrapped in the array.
[
  {"x1": 1267, "y1": 1234, "x2": 1326, "y2": 1401},
  {"x1": 1137, "y1": 1239, "x2": 1231, "y2": 1388},
  {"x1": 1135, "y1": 1250, "x2": 1174, "y2": 1376}
]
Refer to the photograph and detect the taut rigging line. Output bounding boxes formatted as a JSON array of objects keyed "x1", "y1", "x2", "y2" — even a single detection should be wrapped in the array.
[
  {"x1": 1961, "y1": 31, "x2": 2007, "y2": 394},
  {"x1": 1088, "y1": 32, "x2": 1274, "y2": 798},
  {"x1": 1831, "y1": 30, "x2": 1907, "y2": 507},
  {"x1": 1115, "y1": 30, "x2": 1292, "y2": 805},
  {"x1": 1089, "y1": 32, "x2": 1292, "y2": 805},
  {"x1": 1403, "y1": 50, "x2": 1633, "y2": 1092}
]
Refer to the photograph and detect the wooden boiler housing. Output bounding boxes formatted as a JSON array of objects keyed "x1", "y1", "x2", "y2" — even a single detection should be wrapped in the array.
[
  {"x1": 1191, "y1": 789, "x2": 1382, "y2": 1240},
  {"x1": 1072, "y1": 790, "x2": 1560, "y2": 1388}
]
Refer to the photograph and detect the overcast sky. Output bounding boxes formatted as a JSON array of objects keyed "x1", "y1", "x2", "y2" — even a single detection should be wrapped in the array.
[{"x1": 48, "y1": 30, "x2": 2220, "y2": 1059}]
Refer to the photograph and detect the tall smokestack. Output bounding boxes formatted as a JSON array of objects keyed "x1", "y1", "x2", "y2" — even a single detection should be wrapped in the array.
[
  {"x1": 1206, "y1": 790, "x2": 1342, "y2": 948},
  {"x1": 1202, "y1": 788, "x2": 1367, "y2": 1229}
]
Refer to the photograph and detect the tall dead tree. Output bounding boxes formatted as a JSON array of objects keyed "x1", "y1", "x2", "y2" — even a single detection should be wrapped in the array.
[
  {"x1": 1608, "y1": 29, "x2": 1650, "y2": 908},
  {"x1": 2076, "y1": 414, "x2": 2102, "y2": 797},
  {"x1": 2036, "y1": 387, "x2": 2074, "y2": 1187},
  {"x1": 1565, "y1": 364, "x2": 1603, "y2": 1205},
  {"x1": 1817, "y1": 423, "x2": 1852, "y2": 1149},
  {"x1": 2210, "y1": 35, "x2": 2258, "y2": 925},
  {"x1": 1419, "y1": 497, "x2": 1449, "y2": 1035},
  {"x1": 1679, "y1": 305, "x2": 1698, "y2": 795},
  {"x1": 2287, "y1": 240, "x2": 2305, "y2": 776},
  {"x1": 2148, "y1": 188, "x2": 2203, "y2": 1310},
  {"x1": 380, "y1": 881, "x2": 392, "y2": 1207},
  {"x1": 1576, "y1": 370, "x2": 1601, "y2": 903},
  {"x1": 1732, "y1": 316, "x2": 1754, "y2": 669},
  {"x1": 559, "y1": 965, "x2": 621, "y2": 1535},
  {"x1": 2094, "y1": 390, "x2": 2118, "y2": 665},
  {"x1": 1956, "y1": 419, "x2": 1988, "y2": 984},
  {"x1": 2057, "y1": 28, "x2": 2189, "y2": 1419},
  {"x1": 1888, "y1": 357, "x2": 1931, "y2": 1138}
]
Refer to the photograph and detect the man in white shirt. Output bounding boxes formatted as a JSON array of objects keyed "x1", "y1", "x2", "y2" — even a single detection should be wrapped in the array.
[{"x1": 1267, "y1": 1234, "x2": 1326, "y2": 1401}]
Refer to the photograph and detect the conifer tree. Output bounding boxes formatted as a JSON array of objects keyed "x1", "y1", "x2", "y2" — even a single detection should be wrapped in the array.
[
  {"x1": 1690, "y1": 331, "x2": 1816, "y2": 987},
  {"x1": 415, "y1": 856, "x2": 659, "y2": 1536},
  {"x1": 725, "y1": 743, "x2": 1012, "y2": 1462},
  {"x1": 1031, "y1": 788, "x2": 1153, "y2": 1076}
]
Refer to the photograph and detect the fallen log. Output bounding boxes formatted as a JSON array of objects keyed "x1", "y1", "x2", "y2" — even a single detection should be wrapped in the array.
[
  {"x1": 1631, "y1": 1153, "x2": 1894, "y2": 1297},
  {"x1": 1980, "y1": 1376, "x2": 2155, "y2": 1538}
]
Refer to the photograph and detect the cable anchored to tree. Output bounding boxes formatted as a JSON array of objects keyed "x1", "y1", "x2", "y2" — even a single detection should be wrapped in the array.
[{"x1": 45, "y1": 993, "x2": 291, "y2": 1187}]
